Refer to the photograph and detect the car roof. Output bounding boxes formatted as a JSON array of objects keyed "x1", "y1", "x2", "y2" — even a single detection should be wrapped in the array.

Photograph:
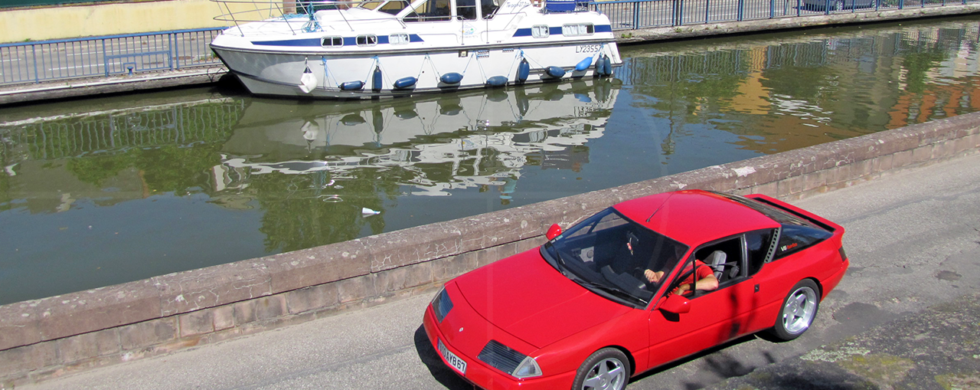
[{"x1": 613, "y1": 190, "x2": 779, "y2": 246}]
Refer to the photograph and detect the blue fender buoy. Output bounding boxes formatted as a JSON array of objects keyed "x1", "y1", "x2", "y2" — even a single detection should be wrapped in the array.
[
  {"x1": 546, "y1": 66, "x2": 565, "y2": 78},
  {"x1": 394, "y1": 76, "x2": 417, "y2": 89},
  {"x1": 486, "y1": 76, "x2": 508, "y2": 87},
  {"x1": 372, "y1": 66, "x2": 382, "y2": 92},
  {"x1": 517, "y1": 59, "x2": 530, "y2": 84},
  {"x1": 340, "y1": 80, "x2": 364, "y2": 91},
  {"x1": 440, "y1": 72, "x2": 463, "y2": 84},
  {"x1": 597, "y1": 55, "x2": 612, "y2": 77},
  {"x1": 575, "y1": 57, "x2": 592, "y2": 72}
]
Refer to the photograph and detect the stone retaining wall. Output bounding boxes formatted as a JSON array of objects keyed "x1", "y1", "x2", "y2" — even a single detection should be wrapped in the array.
[{"x1": 1, "y1": 113, "x2": 979, "y2": 387}]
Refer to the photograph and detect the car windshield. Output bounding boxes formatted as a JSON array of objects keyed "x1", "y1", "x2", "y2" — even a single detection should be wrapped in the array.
[{"x1": 542, "y1": 208, "x2": 688, "y2": 307}]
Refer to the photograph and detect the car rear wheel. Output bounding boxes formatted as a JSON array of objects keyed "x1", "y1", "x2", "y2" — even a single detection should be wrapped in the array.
[
  {"x1": 572, "y1": 348, "x2": 630, "y2": 390},
  {"x1": 769, "y1": 279, "x2": 820, "y2": 341}
]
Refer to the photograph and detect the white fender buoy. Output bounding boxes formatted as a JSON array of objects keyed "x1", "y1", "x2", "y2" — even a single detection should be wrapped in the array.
[
  {"x1": 362, "y1": 207, "x2": 381, "y2": 216},
  {"x1": 299, "y1": 66, "x2": 317, "y2": 93}
]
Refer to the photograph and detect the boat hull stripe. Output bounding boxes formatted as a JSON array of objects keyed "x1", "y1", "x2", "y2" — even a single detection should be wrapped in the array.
[
  {"x1": 217, "y1": 37, "x2": 614, "y2": 56},
  {"x1": 511, "y1": 25, "x2": 611, "y2": 37},
  {"x1": 253, "y1": 34, "x2": 423, "y2": 47}
]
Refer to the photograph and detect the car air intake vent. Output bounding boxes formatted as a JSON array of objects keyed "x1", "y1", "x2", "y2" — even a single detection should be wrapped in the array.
[{"x1": 478, "y1": 340, "x2": 527, "y2": 374}]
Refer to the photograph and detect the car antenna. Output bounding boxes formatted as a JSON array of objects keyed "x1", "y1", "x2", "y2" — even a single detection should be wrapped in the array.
[{"x1": 646, "y1": 192, "x2": 674, "y2": 222}]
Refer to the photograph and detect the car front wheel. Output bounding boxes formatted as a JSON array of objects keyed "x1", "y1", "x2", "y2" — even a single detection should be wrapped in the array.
[
  {"x1": 769, "y1": 279, "x2": 820, "y2": 341},
  {"x1": 572, "y1": 348, "x2": 630, "y2": 390}
]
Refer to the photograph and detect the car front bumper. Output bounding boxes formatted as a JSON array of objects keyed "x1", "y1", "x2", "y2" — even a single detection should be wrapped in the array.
[{"x1": 421, "y1": 305, "x2": 576, "y2": 390}]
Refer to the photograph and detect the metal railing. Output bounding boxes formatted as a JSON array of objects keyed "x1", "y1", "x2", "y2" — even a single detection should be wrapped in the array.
[
  {"x1": 591, "y1": 0, "x2": 976, "y2": 31},
  {"x1": 0, "y1": 28, "x2": 224, "y2": 86}
]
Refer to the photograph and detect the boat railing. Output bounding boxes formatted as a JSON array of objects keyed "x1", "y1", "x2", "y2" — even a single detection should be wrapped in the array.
[{"x1": 213, "y1": 0, "x2": 430, "y2": 34}]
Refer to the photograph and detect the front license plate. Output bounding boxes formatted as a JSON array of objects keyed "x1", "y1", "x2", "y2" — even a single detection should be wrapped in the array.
[{"x1": 438, "y1": 339, "x2": 467, "y2": 375}]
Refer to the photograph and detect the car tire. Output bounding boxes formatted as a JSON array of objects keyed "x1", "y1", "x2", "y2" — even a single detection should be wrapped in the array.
[
  {"x1": 768, "y1": 279, "x2": 820, "y2": 341},
  {"x1": 572, "y1": 348, "x2": 630, "y2": 390}
]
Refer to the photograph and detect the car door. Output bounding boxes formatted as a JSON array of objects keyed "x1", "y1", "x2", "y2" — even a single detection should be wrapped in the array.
[{"x1": 643, "y1": 235, "x2": 757, "y2": 370}]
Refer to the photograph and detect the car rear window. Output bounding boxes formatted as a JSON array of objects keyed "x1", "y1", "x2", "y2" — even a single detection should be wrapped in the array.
[
  {"x1": 714, "y1": 192, "x2": 833, "y2": 260},
  {"x1": 775, "y1": 224, "x2": 832, "y2": 259}
]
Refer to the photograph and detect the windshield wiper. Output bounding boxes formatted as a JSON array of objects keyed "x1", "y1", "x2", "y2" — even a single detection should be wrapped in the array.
[{"x1": 575, "y1": 278, "x2": 647, "y2": 305}]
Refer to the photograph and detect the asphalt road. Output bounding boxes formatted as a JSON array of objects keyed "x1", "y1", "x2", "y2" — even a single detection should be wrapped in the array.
[{"x1": 21, "y1": 152, "x2": 980, "y2": 390}]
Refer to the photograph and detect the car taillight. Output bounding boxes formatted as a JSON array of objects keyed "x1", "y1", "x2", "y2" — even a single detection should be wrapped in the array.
[{"x1": 838, "y1": 246, "x2": 847, "y2": 262}]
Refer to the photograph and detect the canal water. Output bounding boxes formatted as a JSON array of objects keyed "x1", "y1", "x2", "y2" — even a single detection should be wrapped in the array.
[{"x1": 1, "y1": 16, "x2": 978, "y2": 305}]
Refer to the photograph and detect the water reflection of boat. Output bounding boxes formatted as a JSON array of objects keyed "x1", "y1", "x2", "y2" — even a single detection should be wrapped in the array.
[{"x1": 217, "y1": 78, "x2": 619, "y2": 196}]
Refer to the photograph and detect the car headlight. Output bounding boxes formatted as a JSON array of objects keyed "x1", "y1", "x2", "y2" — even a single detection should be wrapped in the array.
[
  {"x1": 477, "y1": 340, "x2": 543, "y2": 379},
  {"x1": 431, "y1": 286, "x2": 453, "y2": 322}
]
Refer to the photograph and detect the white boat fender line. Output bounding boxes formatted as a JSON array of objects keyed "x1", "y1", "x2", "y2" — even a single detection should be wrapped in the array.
[{"x1": 299, "y1": 57, "x2": 317, "y2": 94}]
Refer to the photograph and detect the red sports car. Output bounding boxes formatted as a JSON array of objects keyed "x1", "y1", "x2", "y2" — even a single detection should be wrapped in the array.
[{"x1": 422, "y1": 190, "x2": 848, "y2": 390}]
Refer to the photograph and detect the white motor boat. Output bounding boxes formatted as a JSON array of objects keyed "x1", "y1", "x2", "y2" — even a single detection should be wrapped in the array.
[{"x1": 209, "y1": 0, "x2": 622, "y2": 99}]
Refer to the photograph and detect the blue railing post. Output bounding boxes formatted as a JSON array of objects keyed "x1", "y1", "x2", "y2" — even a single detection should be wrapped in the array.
[
  {"x1": 899, "y1": 0, "x2": 904, "y2": 9},
  {"x1": 737, "y1": 0, "x2": 744, "y2": 20},
  {"x1": 825, "y1": 0, "x2": 831, "y2": 14},
  {"x1": 31, "y1": 45, "x2": 39, "y2": 84},
  {"x1": 677, "y1": 0, "x2": 684, "y2": 26},
  {"x1": 171, "y1": 33, "x2": 178, "y2": 71},
  {"x1": 103, "y1": 39, "x2": 109, "y2": 77},
  {"x1": 633, "y1": 0, "x2": 640, "y2": 29},
  {"x1": 705, "y1": 0, "x2": 710, "y2": 23},
  {"x1": 770, "y1": 0, "x2": 775, "y2": 18},
  {"x1": 797, "y1": 0, "x2": 801, "y2": 16}
]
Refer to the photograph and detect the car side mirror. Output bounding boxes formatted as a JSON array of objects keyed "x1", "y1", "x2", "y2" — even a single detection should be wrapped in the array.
[
  {"x1": 546, "y1": 224, "x2": 562, "y2": 240},
  {"x1": 659, "y1": 294, "x2": 691, "y2": 314}
]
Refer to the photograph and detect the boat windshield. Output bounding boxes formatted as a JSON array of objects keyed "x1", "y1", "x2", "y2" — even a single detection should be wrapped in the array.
[
  {"x1": 356, "y1": 0, "x2": 411, "y2": 14},
  {"x1": 541, "y1": 208, "x2": 688, "y2": 307}
]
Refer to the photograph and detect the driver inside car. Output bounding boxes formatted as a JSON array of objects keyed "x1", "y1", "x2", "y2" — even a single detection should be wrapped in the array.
[{"x1": 643, "y1": 246, "x2": 719, "y2": 295}]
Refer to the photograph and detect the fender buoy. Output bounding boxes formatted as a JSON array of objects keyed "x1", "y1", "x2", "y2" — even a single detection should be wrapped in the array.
[
  {"x1": 517, "y1": 59, "x2": 530, "y2": 83},
  {"x1": 440, "y1": 72, "x2": 463, "y2": 84},
  {"x1": 545, "y1": 66, "x2": 565, "y2": 78},
  {"x1": 394, "y1": 76, "x2": 417, "y2": 89},
  {"x1": 575, "y1": 57, "x2": 592, "y2": 72},
  {"x1": 340, "y1": 80, "x2": 364, "y2": 91},
  {"x1": 372, "y1": 66, "x2": 382, "y2": 92},
  {"x1": 596, "y1": 55, "x2": 612, "y2": 77},
  {"x1": 486, "y1": 76, "x2": 508, "y2": 87}
]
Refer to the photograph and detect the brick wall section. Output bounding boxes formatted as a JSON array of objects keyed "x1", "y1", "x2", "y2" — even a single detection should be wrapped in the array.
[{"x1": 1, "y1": 113, "x2": 978, "y2": 386}]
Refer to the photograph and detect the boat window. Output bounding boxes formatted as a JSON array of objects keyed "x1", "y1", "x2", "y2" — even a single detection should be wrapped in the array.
[
  {"x1": 562, "y1": 23, "x2": 594, "y2": 36},
  {"x1": 456, "y1": 0, "x2": 478, "y2": 20},
  {"x1": 356, "y1": 35, "x2": 378, "y2": 45},
  {"x1": 531, "y1": 25, "x2": 550, "y2": 38},
  {"x1": 482, "y1": 0, "x2": 500, "y2": 19},
  {"x1": 389, "y1": 33, "x2": 410, "y2": 44},
  {"x1": 376, "y1": 0, "x2": 409, "y2": 14},
  {"x1": 322, "y1": 37, "x2": 343, "y2": 47},
  {"x1": 402, "y1": 0, "x2": 452, "y2": 22}
]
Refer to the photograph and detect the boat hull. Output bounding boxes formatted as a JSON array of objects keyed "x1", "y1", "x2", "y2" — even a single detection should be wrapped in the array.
[{"x1": 212, "y1": 42, "x2": 620, "y2": 99}]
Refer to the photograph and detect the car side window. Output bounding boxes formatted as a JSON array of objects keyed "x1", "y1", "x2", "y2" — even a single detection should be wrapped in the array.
[
  {"x1": 745, "y1": 229, "x2": 776, "y2": 276},
  {"x1": 666, "y1": 237, "x2": 742, "y2": 298},
  {"x1": 774, "y1": 224, "x2": 831, "y2": 260}
]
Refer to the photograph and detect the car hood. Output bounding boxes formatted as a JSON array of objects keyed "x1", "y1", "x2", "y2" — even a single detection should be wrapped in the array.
[{"x1": 454, "y1": 249, "x2": 632, "y2": 349}]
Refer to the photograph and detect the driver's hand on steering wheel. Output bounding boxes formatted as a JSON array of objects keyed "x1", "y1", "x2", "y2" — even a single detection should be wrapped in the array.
[{"x1": 644, "y1": 269, "x2": 664, "y2": 283}]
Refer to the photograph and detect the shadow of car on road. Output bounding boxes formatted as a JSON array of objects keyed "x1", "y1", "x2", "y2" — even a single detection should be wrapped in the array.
[{"x1": 414, "y1": 325, "x2": 477, "y2": 390}]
